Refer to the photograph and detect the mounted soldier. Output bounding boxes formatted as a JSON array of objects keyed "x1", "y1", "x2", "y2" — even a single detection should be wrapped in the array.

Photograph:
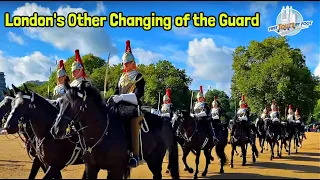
[
  {"x1": 53, "y1": 60, "x2": 68, "y2": 99},
  {"x1": 284, "y1": 105, "x2": 295, "y2": 138},
  {"x1": 190, "y1": 86, "x2": 219, "y2": 145},
  {"x1": 70, "y1": 49, "x2": 91, "y2": 87},
  {"x1": 260, "y1": 106, "x2": 270, "y2": 120},
  {"x1": 211, "y1": 96, "x2": 221, "y2": 122},
  {"x1": 270, "y1": 100, "x2": 280, "y2": 121},
  {"x1": 295, "y1": 108, "x2": 303, "y2": 145},
  {"x1": 230, "y1": 95, "x2": 252, "y2": 143},
  {"x1": 161, "y1": 88, "x2": 175, "y2": 121},
  {"x1": 112, "y1": 40, "x2": 145, "y2": 168}
]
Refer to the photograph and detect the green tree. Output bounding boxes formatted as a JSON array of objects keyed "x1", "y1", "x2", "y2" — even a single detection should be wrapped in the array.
[{"x1": 231, "y1": 36, "x2": 318, "y2": 122}]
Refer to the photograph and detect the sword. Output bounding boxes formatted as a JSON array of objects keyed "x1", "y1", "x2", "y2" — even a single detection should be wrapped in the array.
[
  {"x1": 157, "y1": 91, "x2": 161, "y2": 112},
  {"x1": 103, "y1": 53, "x2": 111, "y2": 98},
  {"x1": 190, "y1": 90, "x2": 194, "y2": 114},
  {"x1": 47, "y1": 67, "x2": 52, "y2": 99}
]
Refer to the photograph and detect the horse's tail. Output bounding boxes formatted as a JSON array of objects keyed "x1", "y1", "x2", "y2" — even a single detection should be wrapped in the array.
[
  {"x1": 168, "y1": 135, "x2": 180, "y2": 179},
  {"x1": 123, "y1": 167, "x2": 131, "y2": 179}
]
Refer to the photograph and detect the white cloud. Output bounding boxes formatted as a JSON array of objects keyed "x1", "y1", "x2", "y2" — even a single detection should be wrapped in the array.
[
  {"x1": 0, "y1": 50, "x2": 56, "y2": 87},
  {"x1": 13, "y1": 2, "x2": 117, "y2": 55},
  {"x1": 302, "y1": 3, "x2": 316, "y2": 18},
  {"x1": 249, "y1": 1, "x2": 278, "y2": 26},
  {"x1": 109, "y1": 55, "x2": 121, "y2": 65},
  {"x1": 132, "y1": 48, "x2": 166, "y2": 65},
  {"x1": 172, "y1": 27, "x2": 234, "y2": 45},
  {"x1": 7, "y1": 32, "x2": 25, "y2": 45},
  {"x1": 187, "y1": 38, "x2": 234, "y2": 95}
]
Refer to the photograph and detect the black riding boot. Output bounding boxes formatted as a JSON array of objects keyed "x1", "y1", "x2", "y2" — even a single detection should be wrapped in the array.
[{"x1": 229, "y1": 126, "x2": 235, "y2": 144}]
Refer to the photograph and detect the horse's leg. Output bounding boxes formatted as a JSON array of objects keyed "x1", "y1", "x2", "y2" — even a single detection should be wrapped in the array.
[
  {"x1": 277, "y1": 140, "x2": 280, "y2": 157},
  {"x1": 216, "y1": 143, "x2": 226, "y2": 174},
  {"x1": 252, "y1": 144, "x2": 256, "y2": 163},
  {"x1": 145, "y1": 147, "x2": 165, "y2": 179},
  {"x1": 230, "y1": 144, "x2": 235, "y2": 168},
  {"x1": 201, "y1": 149, "x2": 210, "y2": 177},
  {"x1": 288, "y1": 137, "x2": 291, "y2": 155},
  {"x1": 193, "y1": 150, "x2": 201, "y2": 179},
  {"x1": 28, "y1": 157, "x2": 42, "y2": 179},
  {"x1": 270, "y1": 141, "x2": 274, "y2": 161},
  {"x1": 241, "y1": 143, "x2": 246, "y2": 166},
  {"x1": 42, "y1": 166, "x2": 61, "y2": 179},
  {"x1": 85, "y1": 164, "x2": 99, "y2": 179},
  {"x1": 107, "y1": 169, "x2": 123, "y2": 179},
  {"x1": 182, "y1": 147, "x2": 193, "y2": 173}
]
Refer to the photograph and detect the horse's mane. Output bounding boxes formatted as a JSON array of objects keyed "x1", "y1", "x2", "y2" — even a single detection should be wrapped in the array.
[{"x1": 70, "y1": 83, "x2": 106, "y2": 112}]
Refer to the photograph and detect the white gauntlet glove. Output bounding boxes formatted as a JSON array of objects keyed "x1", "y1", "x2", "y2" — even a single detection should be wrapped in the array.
[{"x1": 112, "y1": 95, "x2": 123, "y2": 103}]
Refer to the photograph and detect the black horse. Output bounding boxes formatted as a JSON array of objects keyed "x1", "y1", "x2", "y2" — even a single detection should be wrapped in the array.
[
  {"x1": 0, "y1": 88, "x2": 49, "y2": 179},
  {"x1": 4, "y1": 84, "x2": 86, "y2": 179},
  {"x1": 230, "y1": 112, "x2": 259, "y2": 168},
  {"x1": 266, "y1": 118, "x2": 283, "y2": 160},
  {"x1": 256, "y1": 117, "x2": 268, "y2": 153},
  {"x1": 50, "y1": 80, "x2": 179, "y2": 179},
  {"x1": 175, "y1": 111, "x2": 227, "y2": 179},
  {"x1": 281, "y1": 120, "x2": 298, "y2": 155}
]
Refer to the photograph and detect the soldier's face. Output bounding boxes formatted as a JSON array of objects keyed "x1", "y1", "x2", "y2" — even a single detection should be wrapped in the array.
[
  {"x1": 123, "y1": 61, "x2": 135, "y2": 71},
  {"x1": 72, "y1": 69, "x2": 81, "y2": 78},
  {"x1": 198, "y1": 97, "x2": 204, "y2": 102},
  {"x1": 58, "y1": 76, "x2": 66, "y2": 84}
]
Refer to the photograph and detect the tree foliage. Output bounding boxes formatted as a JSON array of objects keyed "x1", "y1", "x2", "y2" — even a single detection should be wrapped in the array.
[{"x1": 231, "y1": 36, "x2": 318, "y2": 122}]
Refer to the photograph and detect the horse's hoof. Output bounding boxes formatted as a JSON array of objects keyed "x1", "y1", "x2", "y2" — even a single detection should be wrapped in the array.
[
  {"x1": 230, "y1": 164, "x2": 234, "y2": 168},
  {"x1": 184, "y1": 167, "x2": 188, "y2": 171},
  {"x1": 202, "y1": 172, "x2": 207, "y2": 177},
  {"x1": 166, "y1": 169, "x2": 170, "y2": 174},
  {"x1": 219, "y1": 169, "x2": 224, "y2": 174},
  {"x1": 260, "y1": 150, "x2": 263, "y2": 153},
  {"x1": 188, "y1": 168, "x2": 194, "y2": 174},
  {"x1": 236, "y1": 153, "x2": 239, "y2": 156},
  {"x1": 279, "y1": 154, "x2": 282, "y2": 158},
  {"x1": 242, "y1": 163, "x2": 246, "y2": 166},
  {"x1": 193, "y1": 176, "x2": 197, "y2": 180},
  {"x1": 253, "y1": 158, "x2": 256, "y2": 163},
  {"x1": 210, "y1": 156, "x2": 214, "y2": 161}
]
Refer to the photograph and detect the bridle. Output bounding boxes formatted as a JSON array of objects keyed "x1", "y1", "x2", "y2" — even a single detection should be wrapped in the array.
[{"x1": 59, "y1": 89, "x2": 110, "y2": 154}]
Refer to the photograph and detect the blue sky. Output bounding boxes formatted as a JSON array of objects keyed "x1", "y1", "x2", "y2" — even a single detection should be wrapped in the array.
[{"x1": 0, "y1": 1, "x2": 319, "y2": 96}]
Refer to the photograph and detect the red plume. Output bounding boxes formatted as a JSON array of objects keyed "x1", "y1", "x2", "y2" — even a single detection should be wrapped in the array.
[
  {"x1": 241, "y1": 95, "x2": 245, "y2": 101},
  {"x1": 214, "y1": 96, "x2": 217, "y2": 100},
  {"x1": 288, "y1": 105, "x2": 292, "y2": 109},
  {"x1": 200, "y1": 86, "x2": 203, "y2": 93},
  {"x1": 75, "y1": 49, "x2": 86, "y2": 77},
  {"x1": 126, "y1": 40, "x2": 132, "y2": 53},
  {"x1": 166, "y1": 88, "x2": 171, "y2": 99},
  {"x1": 59, "y1": 60, "x2": 65, "y2": 70}
]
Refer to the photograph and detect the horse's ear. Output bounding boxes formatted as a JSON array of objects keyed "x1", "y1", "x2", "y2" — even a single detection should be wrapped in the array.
[
  {"x1": 64, "y1": 76, "x2": 71, "y2": 90},
  {"x1": 23, "y1": 83, "x2": 30, "y2": 93},
  {"x1": 2, "y1": 89, "x2": 7, "y2": 96},
  {"x1": 12, "y1": 84, "x2": 21, "y2": 95}
]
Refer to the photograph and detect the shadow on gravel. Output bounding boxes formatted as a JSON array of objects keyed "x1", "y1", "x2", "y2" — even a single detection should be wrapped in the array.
[
  {"x1": 0, "y1": 159, "x2": 31, "y2": 163},
  {"x1": 202, "y1": 173, "x2": 294, "y2": 179},
  {"x1": 254, "y1": 161, "x2": 320, "y2": 174},
  {"x1": 282, "y1": 155, "x2": 320, "y2": 163},
  {"x1": 295, "y1": 152, "x2": 320, "y2": 157}
]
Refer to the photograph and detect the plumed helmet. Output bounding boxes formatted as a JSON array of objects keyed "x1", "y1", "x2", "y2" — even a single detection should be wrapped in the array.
[
  {"x1": 71, "y1": 49, "x2": 86, "y2": 77},
  {"x1": 122, "y1": 40, "x2": 135, "y2": 64},
  {"x1": 197, "y1": 86, "x2": 204, "y2": 99},
  {"x1": 56, "y1": 60, "x2": 67, "y2": 78},
  {"x1": 288, "y1": 105, "x2": 293, "y2": 114},
  {"x1": 295, "y1": 108, "x2": 300, "y2": 115},
  {"x1": 163, "y1": 88, "x2": 172, "y2": 103}
]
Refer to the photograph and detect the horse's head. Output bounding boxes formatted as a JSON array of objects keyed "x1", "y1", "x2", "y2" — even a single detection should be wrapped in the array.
[
  {"x1": 51, "y1": 78, "x2": 104, "y2": 139},
  {"x1": 4, "y1": 84, "x2": 31, "y2": 134},
  {"x1": 0, "y1": 89, "x2": 15, "y2": 120}
]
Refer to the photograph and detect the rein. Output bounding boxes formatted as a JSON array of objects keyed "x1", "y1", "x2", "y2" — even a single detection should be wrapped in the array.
[{"x1": 63, "y1": 90, "x2": 110, "y2": 154}]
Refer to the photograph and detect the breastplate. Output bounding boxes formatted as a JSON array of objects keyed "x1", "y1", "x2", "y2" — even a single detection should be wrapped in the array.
[
  {"x1": 118, "y1": 72, "x2": 138, "y2": 94},
  {"x1": 53, "y1": 84, "x2": 66, "y2": 98},
  {"x1": 194, "y1": 102, "x2": 205, "y2": 114},
  {"x1": 161, "y1": 104, "x2": 172, "y2": 113}
]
